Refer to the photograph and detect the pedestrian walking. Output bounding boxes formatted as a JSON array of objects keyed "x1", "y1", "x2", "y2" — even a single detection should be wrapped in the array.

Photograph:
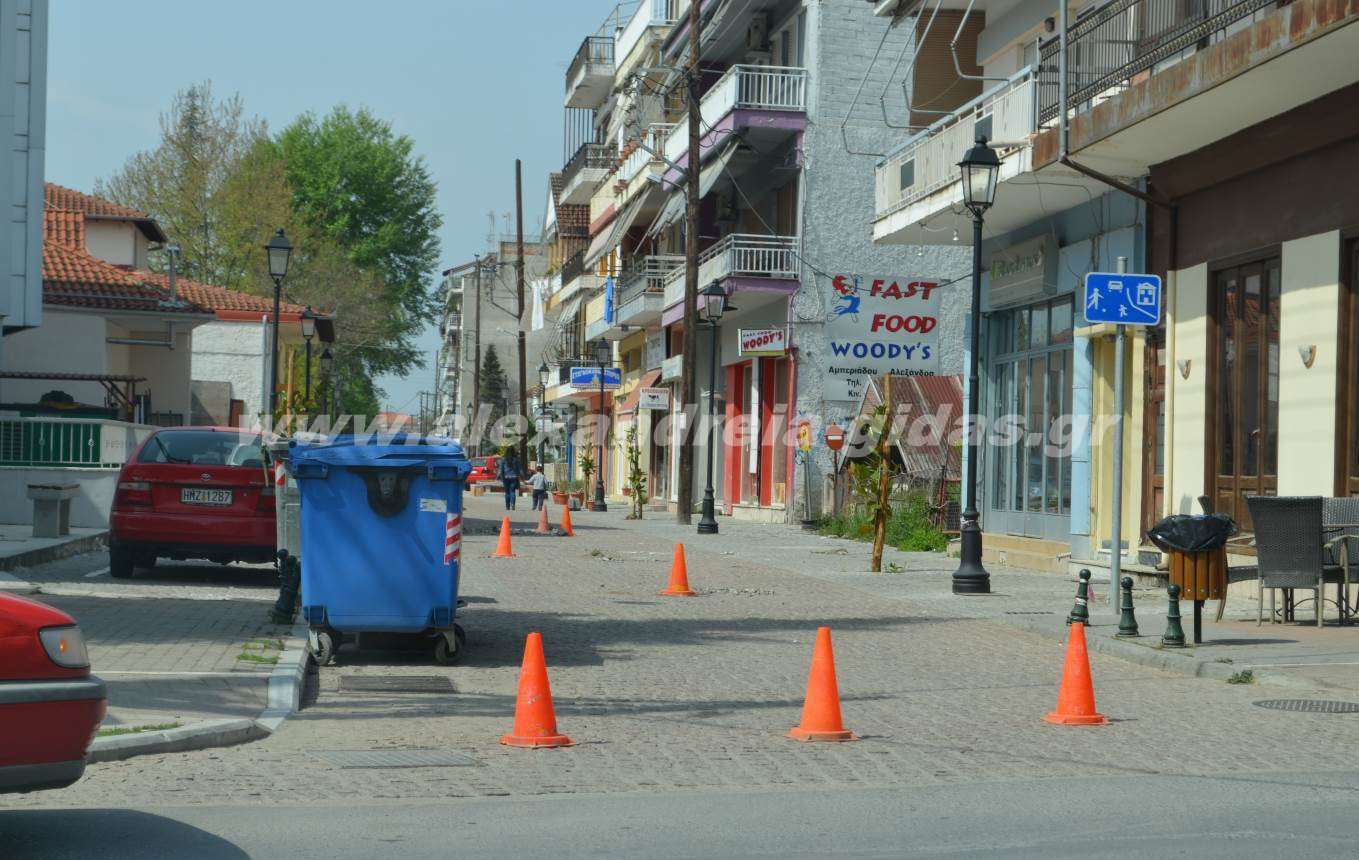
[
  {"x1": 529, "y1": 464, "x2": 548, "y2": 511},
  {"x1": 498, "y1": 450, "x2": 522, "y2": 511}
]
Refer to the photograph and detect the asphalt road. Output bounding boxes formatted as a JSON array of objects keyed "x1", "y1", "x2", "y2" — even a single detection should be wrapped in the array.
[{"x1": 6, "y1": 771, "x2": 1357, "y2": 859}]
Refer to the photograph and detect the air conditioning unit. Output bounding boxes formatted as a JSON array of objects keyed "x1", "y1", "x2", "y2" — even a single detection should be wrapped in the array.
[{"x1": 746, "y1": 15, "x2": 769, "y2": 51}]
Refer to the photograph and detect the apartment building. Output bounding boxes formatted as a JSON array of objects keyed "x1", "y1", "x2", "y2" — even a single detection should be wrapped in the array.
[
  {"x1": 871, "y1": 0, "x2": 1359, "y2": 570},
  {"x1": 541, "y1": 0, "x2": 969, "y2": 521}
]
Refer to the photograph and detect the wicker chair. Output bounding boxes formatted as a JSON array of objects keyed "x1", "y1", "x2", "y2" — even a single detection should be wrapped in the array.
[
  {"x1": 1324, "y1": 497, "x2": 1359, "y2": 619},
  {"x1": 1246, "y1": 496, "x2": 1347, "y2": 627}
]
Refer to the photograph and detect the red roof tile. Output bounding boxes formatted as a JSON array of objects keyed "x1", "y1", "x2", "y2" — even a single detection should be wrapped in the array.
[
  {"x1": 42, "y1": 243, "x2": 208, "y2": 314},
  {"x1": 45, "y1": 182, "x2": 151, "y2": 220},
  {"x1": 44, "y1": 209, "x2": 85, "y2": 249},
  {"x1": 135, "y1": 271, "x2": 308, "y2": 316}
]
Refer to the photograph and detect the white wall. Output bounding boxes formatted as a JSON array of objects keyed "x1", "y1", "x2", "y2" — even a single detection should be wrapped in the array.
[
  {"x1": 191, "y1": 319, "x2": 268, "y2": 421},
  {"x1": 0, "y1": 310, "x2": 109, "y2": 405},
  {"x1": 1168, "y1": 263, "x2": 1209, "y2": 514},
  {"x1": 1277, "y1": 230, "x2": 1341, "y2": 495},
  {"x1": 0, "y1": 467, "x2": 117, "y2": 528},
  {"x1": 126, "y1": 326, "x2": 194, "y2": 420},
  {"x1": 84, "y1": 220, "x2": 139, "y2": 268}
]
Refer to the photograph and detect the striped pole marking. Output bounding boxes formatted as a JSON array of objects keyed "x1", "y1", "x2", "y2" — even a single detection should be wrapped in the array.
[{"x1": 444, "y1": 512, "x2": 462, "y2": 565}]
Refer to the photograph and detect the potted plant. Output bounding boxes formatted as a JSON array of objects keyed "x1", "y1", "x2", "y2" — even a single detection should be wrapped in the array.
[{"x1": 578, "y1": 452, "x2": 595, "y2": 509}]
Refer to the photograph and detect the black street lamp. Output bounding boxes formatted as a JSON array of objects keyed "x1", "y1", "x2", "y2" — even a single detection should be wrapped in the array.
[
  {"x1": 319, "y1": 346, "x2": 333, "y2": 421},
  {"x1": 300, "y1": 306, "x2": 316, "y2": 404},
  {"x1": 264, "y1": 228, "x2": 292, "y2": 419},
  {"x1": 538, "y1": 361, "x2": 551, "y2": 466},
  {"x1": 696, "y1": 281, "x2": 730, "y2": 535},
  {"x1": 591, "y1": 338, "x2": 611, "y2": 512},
  {"x1": 953, "y1": 136, "x2": 1000, "y2": 595}
]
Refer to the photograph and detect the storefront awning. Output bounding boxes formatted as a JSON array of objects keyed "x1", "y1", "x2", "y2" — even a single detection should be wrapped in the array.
[
  {"x1": 584, "y1": 189, "x2": 657, "y2": 269},
  {"x1": 617, "y1": 369, "x2": 663, "y2": 416},
  {"x1": 645, "y1": 140, "x2": 741, "y2": 238}
]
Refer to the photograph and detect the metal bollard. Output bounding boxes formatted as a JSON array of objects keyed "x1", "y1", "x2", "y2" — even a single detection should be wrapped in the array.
[
  {"x1": 1161, "y1": 583, "x2": 1186, "y2": 648},
  {"x1": 1068, "y1": 569, "x2": 1092, "y2": 626},
  {"x1": 1117, "y1": 576, "x2": 1139, "y2": 637},
  {"x1": 271, "y1": 548, "x2": 301, "y2": 625}
]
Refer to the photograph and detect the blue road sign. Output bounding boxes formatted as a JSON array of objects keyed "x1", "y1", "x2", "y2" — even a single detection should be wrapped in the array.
[
  {"x1": 1084, "y1": 272, "x2": 1161, "y2": 326},
  {"x1": 569, "y1": 366, "x2": 622, "y2": 390}
]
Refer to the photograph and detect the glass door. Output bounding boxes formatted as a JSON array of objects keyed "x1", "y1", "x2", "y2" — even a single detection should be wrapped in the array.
[{"x1": 1211, "y1": 258, "x2": 1281, "y2": 531}]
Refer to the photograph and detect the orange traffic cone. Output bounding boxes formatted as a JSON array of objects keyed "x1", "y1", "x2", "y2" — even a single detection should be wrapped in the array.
[
  {"x1": 535, "y1": 504, "x2": 551, "y2": 535},
  {"x1": 660, "y1": 543, "x2": 697, "y2": 596},
  {"x1": 560, "y1": 505, "x2": 575, "y2": 537},
  {"x1": 1043, "y1": 622, "x2": 1108, "y2": 726},
  {"x1": 500, "y1": 632, "x2": 573, "y2": 748},
  {"x1": 788, "y1": 626, "x2": 856, "y2": 742},
  {"x1": 492, "y1": 516, "x2": 516, "y2": 558}
]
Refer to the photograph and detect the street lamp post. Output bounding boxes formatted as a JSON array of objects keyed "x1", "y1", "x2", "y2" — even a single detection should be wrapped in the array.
[
  {"x1": 264, "y1": 229, "x2": 292, "y2": 420},
  {"x1": 696, "y1": 282, "x2": 729, "y2": 535},
  {"x1": 319, "y1": 347, "x2": 333, "y2": 423},
  {"x1": 591, "y1": 338, "x2": 610, "y2": 512},
  {"x1": 538, "y1": 361, "x2": 551, "y2": 467},
  {"x1": 953, "y1": 136, "x2": 1000, "y2": 596},
  {"x1": 300, "y1": 306, "x2": 316, "y2": 404}
]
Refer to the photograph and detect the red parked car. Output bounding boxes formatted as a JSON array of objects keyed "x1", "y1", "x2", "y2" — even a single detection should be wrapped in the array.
[
  {"x1": 109, "y1": 427, "x2": 276, "y2": 578},
  {"x1": 465, "y1": 454, "x2": 500, "y2": 485},
  {"x1": 0, "y1": 593, "x2": 106, "y2": 793}
]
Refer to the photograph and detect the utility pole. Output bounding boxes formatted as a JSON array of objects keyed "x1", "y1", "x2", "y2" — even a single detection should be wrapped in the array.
[
  {"x1": 473, "y1": 255, "x2": 483, "y2": 455},
  {"x1": 676, "y1": 0, "x2": 702, "y2": 525},
  {"x1": 515, "y1": 159, "x2": 529, "y2": 470}
]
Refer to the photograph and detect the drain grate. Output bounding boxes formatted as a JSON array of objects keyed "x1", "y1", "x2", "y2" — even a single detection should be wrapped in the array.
[
  {"x1": 340, "y1": 675, "x2": 454, "y2": 694},
  {"x1": 310, "y1": 749, "x2": 478, "y2": 768},
  {"x1": 1253, "y1": 699, "x2": 1359, "y2": 714}
]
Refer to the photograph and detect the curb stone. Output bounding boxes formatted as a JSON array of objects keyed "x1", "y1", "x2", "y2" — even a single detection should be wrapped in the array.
[
  {"x1": 0, "y1": 531, "x2": 108, "y2": 574},
  {"x1": 87, "y1": 622, "x2": 309, "y2": 763},
  {"x1": 1001, "y1": 616, "x2": 1326, "y2": 690}
]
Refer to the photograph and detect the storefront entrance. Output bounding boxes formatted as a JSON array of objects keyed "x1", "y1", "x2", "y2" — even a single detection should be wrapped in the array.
[
  {"x1": 984, "y1": 296, "x2": 1074, "y2": 541},
  {"x1": 1341, "y1": 239, "x2": 1359, "y2": 497},
  {"x1": 1208, "y1": 257, "x2": 1280, "y2": 532},
  {"x1": 724, "y1": 356, "x2": 792, "y2": 509}
]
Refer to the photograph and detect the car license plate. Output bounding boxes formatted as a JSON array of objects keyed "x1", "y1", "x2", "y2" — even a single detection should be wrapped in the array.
[{"x1": 181, "y1": 488, "x2": 233, "y2": 506}]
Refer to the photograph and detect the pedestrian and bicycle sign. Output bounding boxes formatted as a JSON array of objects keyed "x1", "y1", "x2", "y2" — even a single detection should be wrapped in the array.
[
  {"x1": 1083, "y1": 272, "x2": 1161, "y2": 326},
  {"x1": 569, "y1": 366, "x2": 621, "y2": 390}
]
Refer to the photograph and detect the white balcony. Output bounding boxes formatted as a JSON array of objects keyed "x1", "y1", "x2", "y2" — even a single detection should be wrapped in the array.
[
  {"x1": 565, "y1": 36, "x2": 614, "y2": 109},
  {"x1": 663, "y1": 234, "x2": 800, "y2": 310},
  {"x1": 619, "y1": 123, "x2": 674, "y2": 188},
  {"x1": 561, "y1": 143, "x2": 614, "y2": 205},
  {"x1": 663, "y1": 66, "x2": 808, "y2": 168},
  {"x1": 616, "y1": 0, "x2": 683, "y2": 69},
  {"x1": 616, "y1": 254, "x2": 684, "y2": 330}
]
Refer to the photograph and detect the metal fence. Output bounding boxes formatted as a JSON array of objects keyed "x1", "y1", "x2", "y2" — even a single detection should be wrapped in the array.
[
  {"x1": 562, "y1": 142, "x2": 614, "y2": 188},
  {"x1": 565, "y1": 35, "x2": 614, "y2": 96},
  {"x1": 1037, "y1": 0, "x2": 1278, "y2": 125},
  {"x1": 0, "y1": 417, "x2": 151, "y2": 468}
]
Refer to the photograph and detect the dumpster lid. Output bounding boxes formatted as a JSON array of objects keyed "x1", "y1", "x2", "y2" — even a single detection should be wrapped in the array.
[{"x1": 290, "y1": 434, "x2": 470, "y2": 473}]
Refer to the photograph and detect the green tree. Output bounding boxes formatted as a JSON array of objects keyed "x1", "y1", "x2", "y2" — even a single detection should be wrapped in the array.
[{"x1": 479, "y1": 345, "x2": 510, "y2": 427}]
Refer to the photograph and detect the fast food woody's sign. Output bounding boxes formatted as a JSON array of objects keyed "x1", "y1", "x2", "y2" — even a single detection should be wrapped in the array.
[
  {"x1": 738, "y1": 328, "x2": 787, "y2": 357},
  {"x1": 824, "y1": 273, "x2": 942, "y2": 402}
]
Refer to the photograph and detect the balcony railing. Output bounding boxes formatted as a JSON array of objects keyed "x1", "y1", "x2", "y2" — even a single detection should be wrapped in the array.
[
  {"x1": 619, "y1": 123, "x2": 675, "y2": 185},
  {"x1": 663, "y1": 234, "x2": 799, "y2": 307},
  {"x1": 563, "y1": 142, "x2": 614, "y2": 188},
  {"x1": 1036, "y1": 0, "x2": 1277, "y2": 126},
  {"x1": 875, "y1": 69, "x2": 1037, "y2": 219},
  {"x1": 616, "y1": 0, "x2": 684, "y2": 65},
  {"x1": 664, "y1": 66, "x2": 808, "y2": 165},
  {"x1": 561, "y1": 250, "x2": 586, "y2": 286},
  {"x1": 565, "y1": 35, "x2": 614, "y2": 96},
  {"x1": 620, "y1": 254, "x2": 684, "y2": 305}
]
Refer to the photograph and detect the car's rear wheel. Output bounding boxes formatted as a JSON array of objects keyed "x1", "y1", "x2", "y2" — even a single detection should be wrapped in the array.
[
  {"x1": 109, "y1": 544, "x2": 135, "y2": 579},
  {"x1": 134, "y1": 552, "x2": 157, "y2": 569}
]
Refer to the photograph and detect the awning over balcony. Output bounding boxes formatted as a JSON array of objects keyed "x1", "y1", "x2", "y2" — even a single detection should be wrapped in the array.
[
  {"x1": 584, "y1": 186, "x2": 664, "y2": 267},
  {"x1": 646, "y1": 139, "x2": 741, "y2": 237},
  {"x1": 617, "y1": 369, "x2": 663, "y2": 417}
]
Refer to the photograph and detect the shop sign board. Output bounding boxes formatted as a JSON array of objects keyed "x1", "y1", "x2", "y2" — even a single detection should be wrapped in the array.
[
  {"x1": 569, "y1": 366, "x2": 622, "y2": 390},
  {"x1": 823, "y1": 273, "x2": 943, "y2": 402},
  {"x1": 638, "y1": 388, "x2": 670, "y2": 411},
  {"x1": 738, "y1": 327, "x2": 787, "y2": 357}
]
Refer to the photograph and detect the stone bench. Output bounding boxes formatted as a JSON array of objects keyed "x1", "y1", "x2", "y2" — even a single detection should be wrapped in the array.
[{"x1": 26, "y1": 483, "x2": 80, "y2": 538}]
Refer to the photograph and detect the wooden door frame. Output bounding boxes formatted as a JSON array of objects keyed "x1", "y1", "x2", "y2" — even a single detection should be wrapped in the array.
[
  {"x1": 1139, "y1": 323, "x2": 1166, "y2": 539},
  {"x1": 1339, "y1": 236, "x2": 1359, "y2": 496},
  {"x1": 1205, "y1": 250, "x2": 1281, "y2": 523}
]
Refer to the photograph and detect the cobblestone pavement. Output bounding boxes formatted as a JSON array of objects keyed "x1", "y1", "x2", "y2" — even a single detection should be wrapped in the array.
[
  {"x1": 7, "y1": 496, "x2": 1359, "y2": 809},
  {"x1": 9, "y1": 555, "x2": 291, "y2": 727}
]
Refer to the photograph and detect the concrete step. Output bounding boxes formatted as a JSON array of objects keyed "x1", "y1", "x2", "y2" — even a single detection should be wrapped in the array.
[{"x1": 946, "y1": 533, "x2": 1070, "y2": 574}]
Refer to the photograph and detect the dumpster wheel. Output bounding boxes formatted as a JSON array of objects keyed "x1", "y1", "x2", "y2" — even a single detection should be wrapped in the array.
[
  {"x1": 434, "y1": 624, "x2": 466, "y2": 666},
  {"x1": 309, "y1": 629, "x2": 338, "y2": 667}
]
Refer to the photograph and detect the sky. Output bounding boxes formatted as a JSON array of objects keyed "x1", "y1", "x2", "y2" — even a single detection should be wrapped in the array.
[{"x1": 46, "y1": 0, "x2": 621, "y2": 416}]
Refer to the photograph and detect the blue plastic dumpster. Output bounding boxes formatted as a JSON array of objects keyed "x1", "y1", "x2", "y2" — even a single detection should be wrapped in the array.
[{"x1": 290, "y1": 435, "x2": 472, "y2": 665}]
